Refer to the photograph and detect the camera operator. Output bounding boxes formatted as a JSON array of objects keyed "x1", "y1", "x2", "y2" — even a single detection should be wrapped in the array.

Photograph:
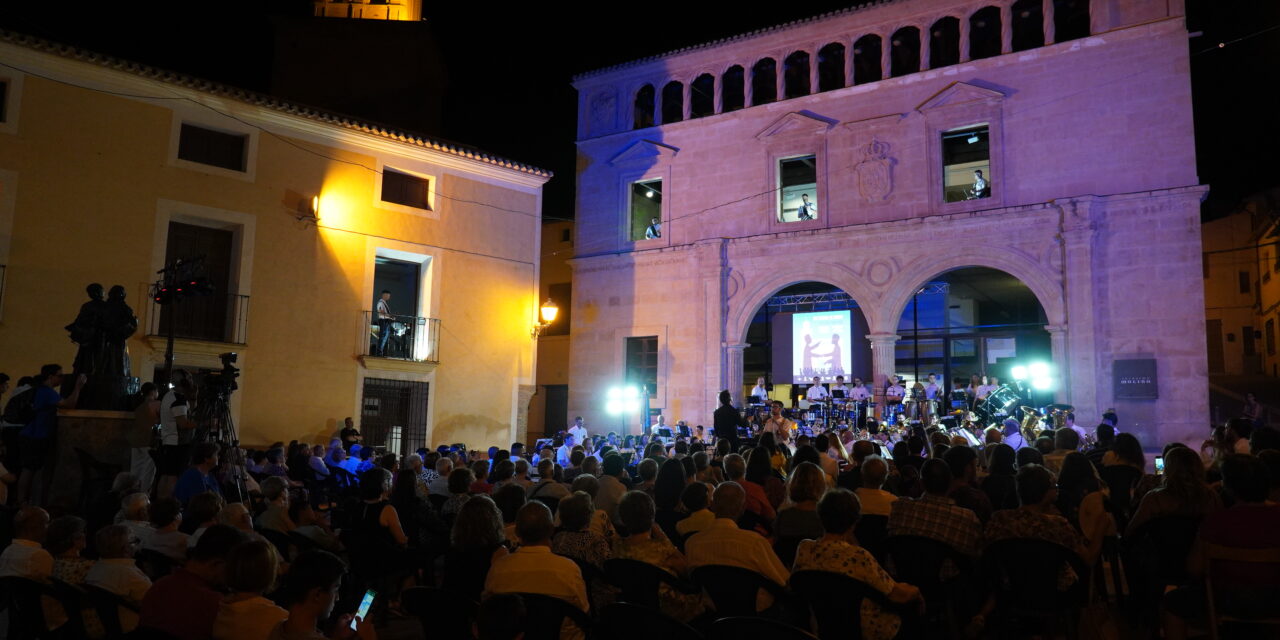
[{"x1": 157, "y1": 369, "x2": 199, "y2": 499}]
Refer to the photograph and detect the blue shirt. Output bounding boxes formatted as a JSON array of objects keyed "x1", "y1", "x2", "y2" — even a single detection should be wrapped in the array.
[
  {"x1": 20, "y1": 386, "x2": 62, "y2": 439},
  {"x1": 174, "y1": 467, "x2": 221, "y2": 505}
]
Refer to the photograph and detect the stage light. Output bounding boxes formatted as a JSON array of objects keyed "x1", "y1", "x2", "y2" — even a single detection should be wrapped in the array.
[
  {"x1": 1032, "y1": 377, "x2": 1053, "y2": 391},
  {"x1": 644, "y1": 190, "x2": 654, "y2": 198},
  {"x1": 1011, "y1": 366, "x2": 1028, "y2": 381},
  {"x1": 967, "y1": 134, "x2": 979, "y2": 144},
  {"x1": 1029, "y1": 362, "x2": 1050, "y2": 378},
  {"x1": 605, "y1": 385, "x2": 640, "y2": 415}
]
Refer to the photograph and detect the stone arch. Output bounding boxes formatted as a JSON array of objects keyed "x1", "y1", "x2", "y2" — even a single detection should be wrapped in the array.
[
  {"x1": 721, "y1": 64, "x2": 746, "y2": 112},
  {"x1": 852, "y1": 34, "x2": 883, "y2": 85},
  {"x1": 751, "y1": 57, "x2": 778, "y2": 105},
  {"x1": 783, "y1": 50, "x2": 812, "y2": 99},
  {"x1": 661, "y1": 80, "x2": 684, "y2": 124},
  {"x1": 889, "y1": 26, "x2": 921, "y2": 77},
  {"x1": 690, "y1": 73, "x2": 715, "y2": 118},
  {"x1": 816, "y1": 42, "x2": 846, "y2": 92},
  {"x1": 875, "y1": 247, "x2": 1065, "y2": 336},
  {"x1": 632, "y1": 84, "x2": 655, "y2": 129},
  {"x1": 929, "y1": 16, "x2": 961, "y2": 68},
  {"x1": 968, "y1": 5, "x2": 1003, "y2": 60},
  {"x1": 1011, "y1": 0, "x2": 1045, "y2": 52},
  {"x1": 728, "y1": 266, "x2": 882, "y2": 347}
]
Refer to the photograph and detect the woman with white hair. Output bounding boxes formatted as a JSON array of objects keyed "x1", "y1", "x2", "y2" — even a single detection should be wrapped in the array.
[{"x1": 85, "y1": 524, "x2": 152, "y2": 633}]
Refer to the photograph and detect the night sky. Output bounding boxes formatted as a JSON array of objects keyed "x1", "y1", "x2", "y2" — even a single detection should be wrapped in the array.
[{"x1": 2, "y1": 1, "x2": 1276, "y2": 220}]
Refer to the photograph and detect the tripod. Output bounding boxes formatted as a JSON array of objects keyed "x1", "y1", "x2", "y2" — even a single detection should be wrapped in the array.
[{"x1": 193, "y1": 384, "x2": 248, "y2": 502}]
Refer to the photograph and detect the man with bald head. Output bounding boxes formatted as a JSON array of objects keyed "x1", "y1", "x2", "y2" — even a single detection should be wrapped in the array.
[
  {"x1": 0, "y1": 506, "x2": 53, "y2": 580},
  {"x1": 485, "y1": 501, "x2": 589, "y2": 640},
  {"x1": 685, "y1": 481, "x2": 789, "y2": 612}
]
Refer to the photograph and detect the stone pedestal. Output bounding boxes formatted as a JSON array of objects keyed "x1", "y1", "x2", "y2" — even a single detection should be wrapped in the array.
[{"x1": 50, "y1": 409, "x2": 133, "y2": 513}]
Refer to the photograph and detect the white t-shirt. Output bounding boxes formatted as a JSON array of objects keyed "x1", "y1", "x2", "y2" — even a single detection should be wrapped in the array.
[
  {"x1": 159, "y1": 390, "x2": 191, "y2": 446},
  {"x1": 885, "y1": 385, "x2": 905, "y2": 399},
  {"x1": 849, "y1": 386, "x2": 871, "y2": 401},
  {"x1": 806, "y1": 385, "x2": 830, "y2": 402},
  {"x1": 924, "y1": 383, "x2": 940, "y2": 399},
  {"x1": 568, "y1": 425, "x2": 588, "y2": 443},
  {"x1": 749, "y1": 385, "x2": 769, "y2": 402}
]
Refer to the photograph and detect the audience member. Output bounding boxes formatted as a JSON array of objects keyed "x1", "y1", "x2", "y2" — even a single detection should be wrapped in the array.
[
  {"x1": 793, "y1": 489, "x2": 923, "y2": 640},
  {"x1": 1126, "y1": 446, "x2": 1223, "y2": 536},
  {"x1": 442, "y1": 467, "x2": 476, "y2": 518},
  {"x1": 1042, "y1": 429, "x2": 1080, "y2": 475},
  {"x1": 675, "y1": 482, "x2": 714, "y2": 538},
  {"x1": 887, "y1": 459, "x2": 982, "y2": 558},
  {"x1": 444, "y1": 495, "x2": 508, "y2": 602},
  {"x1": 614, "y1": 490, "x2": 704, "y2": 622},
  {"x1": 979, "y1": 444, "x2": 1019, "y2": 512},
  {"x1": 775, "y1": 462, "x2": 825, "y2": 542},
  {"x1": 212, "y1": 539, "x2": 287, "y2": 639},
  {"x1": 175, "y1": 442, "x2": 223, "y2": 506},
  {"x1": 256, "y1": 476, "x2": 296, "y2": 534},
  {"x1": 854, "y1": 455, "x2": 898, "y2": 517},
  {"x1": 475, "y1": 593, "x2": 524, "y2": 640},
  {"x1": 528, "y1": 459, "x2": 571, "y2": 502},
  {"x1": 428, "y1": 457, "x2": 453, "y2": 495},
  {"x1": 485, "y1": 501, "x2": 589, "y2": 640},
  {"x1": 85, "y1": 524, "x2": 152, "y2": 633},
  {"x1": 652, "y1": 458, "x2": 687, "y2": 540},
  {"x1": 551, "y1": 491, "x2": 611, "y2": 569},
  {"x1": 121, "y1": 492, "x2": 154, "y2": 547},
  {"x1": 145, "y1": 497, "x2": 190, "y2": 562},
  {"x1": 942, "y1": 445, "x2": 993, "y2": 524},
  {"x1": 985, "y1": 465, "x2": 1104, "y2": 591},
  {"x1": 0, "y1": 506, "x2": 53, "y2": 580},
  {"x1": 47, "y1": 515, "x2": 93, "y2": 583},
  {"x1": 274, "y1": 549, "x2": 376, "y2": 640},
  {"x1": 288, "y1": 500, "x2": 343, "y2": 553},
  {"x1": 140, "y1": 525, "x2": 246, "y2": 640},
  {"x1": 685, "y1": 482, "x2": 789, "y2": 612}
]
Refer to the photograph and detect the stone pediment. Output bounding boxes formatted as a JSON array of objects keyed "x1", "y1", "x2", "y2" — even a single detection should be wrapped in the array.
[
  {"x1": 608, "y1": 139, "x2": 680, "y2": 166},
  {"x1": 755, "y1": 111, "x2": 837, "y2": 141},
  {"x1": 916, "y1": 82, "x2": 1006, "y2": 113}
]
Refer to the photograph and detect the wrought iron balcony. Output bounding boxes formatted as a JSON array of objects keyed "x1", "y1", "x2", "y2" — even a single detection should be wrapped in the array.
[
  {"x1": 147, "y1": 293, "x2": 250, "y2": 345},
  {"x1": 362, "y1": 311, "x2": 440, "y2": 363}
]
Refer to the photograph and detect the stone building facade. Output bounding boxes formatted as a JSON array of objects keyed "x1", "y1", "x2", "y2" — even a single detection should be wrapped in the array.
[{"x1": 569, "y1": 0, "x2": 1206, "y2": 446}]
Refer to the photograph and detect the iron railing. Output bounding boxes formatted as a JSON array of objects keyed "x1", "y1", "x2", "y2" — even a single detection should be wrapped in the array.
[
  {"x1": 147, "y1": 293, "x2": 250, "y2": 345},
  {"x1": 361, "y1": 311, "x2": 440, "y2": 363}
]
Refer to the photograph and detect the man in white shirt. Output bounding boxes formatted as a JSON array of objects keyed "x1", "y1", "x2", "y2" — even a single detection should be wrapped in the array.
[
  {"x1": 0, "y1": 506, "x2": 53, "y2": 580},
  {"x1": 567, "y1": 417, "x2": 588, "y2": 445},
  {"x1": 1065, "y1": 412, "x2": 1088, "y2": 442},
  {"x1": 885, "y1": 377, "x2": 906, "y2": 400},
  {"x1": 651, "y1": 415, "x2": 670, "y2": 436},
  {"x1": 924, "y1": 374, "x2": 940, "y2": 401},
  {"x1": 829, "y1": 375, "x2": 848, "y2": 397},
  {"x1": 686, "y1": 482, "x2": 790, "y2": 612},
  {"x1": 749, "y1": 377, "x2": 769, "y2": 404},
  {"x1": 485, "y1": 502, "x2": 589, "y2": 640},
  {"x1": 556, "y1": 434, "x2": 576, "y2": 468},
  {"x1": 762, "y1": 401, "x2": 796, "y2": 445},
  {"x1": 805, "y1": 377, "x2": 830, "y2": 403},
  {"x1": 375, "y1": 289, "x2": 394, "y2": 356},
  {"x1": 848, "y1": 378, "x2": 871, "y2": 402}
]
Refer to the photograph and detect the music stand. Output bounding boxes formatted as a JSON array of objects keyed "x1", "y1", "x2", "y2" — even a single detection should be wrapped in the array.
[{"x1": 832, "y1": 390, "x2": 846, "y2": 399}]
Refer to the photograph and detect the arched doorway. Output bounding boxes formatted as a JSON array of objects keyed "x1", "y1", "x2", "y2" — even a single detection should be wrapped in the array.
[
  {"x1": 892, "y1": 267, "x2": 1051, "y2": 413},
  {"x1": 742, "y1": 281, "x2": 873, "y2": 407}
]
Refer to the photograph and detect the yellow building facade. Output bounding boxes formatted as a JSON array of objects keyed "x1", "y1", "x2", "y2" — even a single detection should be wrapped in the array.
[{"x1": 0, "y1": 35, "x2": 549, "y2": 451}]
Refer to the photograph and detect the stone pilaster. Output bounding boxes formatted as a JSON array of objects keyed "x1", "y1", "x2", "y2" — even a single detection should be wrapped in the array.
[
  {"x1": 1045, "y1": 324, "x2": 1069, "y2": 404},
  {"x1": 724, "y1": 343, "x2": 749, "y2": 406},
  {"x1": 868, "y1": 333, "x2": 900, "y2": 400},
  {"x1": 1043, "y1": 0, "x2": 1056, "y2": 45},
  {"x1": 1058, "y1": 197, "x2": 1101, "y2": 417},
  {"x1": 1001, "y1": 4, "x2": 1014, "y2": 54},
  {"x1": 920, "y1": 24, "x2": 931, "y2": 70},
  {"x1": 959, "y1": 16, "x2": 971, "y2": 62}
]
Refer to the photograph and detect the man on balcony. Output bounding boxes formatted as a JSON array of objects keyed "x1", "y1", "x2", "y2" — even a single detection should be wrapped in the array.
[{"x1": 375, "y1": 290, "x2": 394, "y2": 356}]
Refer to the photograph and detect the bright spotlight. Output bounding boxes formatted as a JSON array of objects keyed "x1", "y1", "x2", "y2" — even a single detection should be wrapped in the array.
[
  {"x1": 1032, "y1": 377, "x2": 1053, "y2": 391},
  {"x1": 1011, "y1": 366, "x2": 1028, "y2": 381},
  {"x1": 605, "y1": 386, "x2": 641, "y2": 415},
  {"x1": 1029, "y1": 362, "x2": 1050, "y2": 378}
]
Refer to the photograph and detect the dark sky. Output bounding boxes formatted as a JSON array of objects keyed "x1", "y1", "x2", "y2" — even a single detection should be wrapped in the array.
[{"x1": 2, "y1": 1, "x2": 1276, "y2": 220}]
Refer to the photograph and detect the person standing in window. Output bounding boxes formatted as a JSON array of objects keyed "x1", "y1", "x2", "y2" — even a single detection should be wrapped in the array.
[
  {"x1": 644, "y1": 217, "x2": 661, "y2": 239},
  {"x1": 969, "y1": 170, "x2": 990, "y2": 199},
  {"x1": 797, "y1": 193, "x2": 817, "y2": 220},
  {"x1": 375, "y1": 290, "x2": 393, "y2": 356}
]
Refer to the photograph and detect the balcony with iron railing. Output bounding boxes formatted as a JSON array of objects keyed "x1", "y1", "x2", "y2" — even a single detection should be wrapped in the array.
[
  {"x1": 147, "y1": 293, "x2": 250, "y2": 345},
  {"x1": 361, "y1": 311, "x2": 440, "y2": 364}
]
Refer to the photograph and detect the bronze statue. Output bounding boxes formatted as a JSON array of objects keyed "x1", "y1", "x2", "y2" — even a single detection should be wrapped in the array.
[{"x1": 65, "y1": 283, "x2": 137, "y2": 409}]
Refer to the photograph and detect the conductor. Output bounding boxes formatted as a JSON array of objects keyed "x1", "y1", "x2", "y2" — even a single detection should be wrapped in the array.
[{"x1": 713, "y1": 389, "x2": 748, "y2": 454}]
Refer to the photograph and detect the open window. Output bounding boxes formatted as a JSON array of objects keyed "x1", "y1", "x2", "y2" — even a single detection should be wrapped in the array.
[
  {"x1": 941, "y1": 125, "x2": 991, "y2": 203},
  {"x1": 178, "y1": 123, "x2": 248, "y2": 172},
  {"x1": 778, "y1": 155, "x2": 818, "y2": 223},
  {"x1": 381, "y1": 168, "x2": 432, "y2": 210},
  {"x1": 625, "y1": 336, "x2": 659, "y2": 399},
  {"x1": 629, "y1": 179, "x2": 662, "y2": 241}
]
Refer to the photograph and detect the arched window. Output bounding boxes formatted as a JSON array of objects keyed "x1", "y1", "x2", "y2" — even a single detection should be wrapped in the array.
[
  {"x1": 890, "y1": 26, "x2": 921, "y2": 77},
  {"x1": 721, "y1": 65, "x2": 745, "y2": 113},
  {"x1": 690, "y1": 74, "x2": 715, "y2": 119},
  {"x1": 783, "y1": 51, "x2": 811, "y2": 99},
  {"x1": 1011, "y1": 0, "x2": 1045, "y2": 51},
  {"x1": 817, "y1": 42, "x2": 845, "y2": 92},
  {"x1": 633, "y1": 84, "x2": 655, "y2": 130},
  {"x1": 661, "y1": 81, "x2": 683, "y2": 124},
  {"x1": 852, "y1": 34, "x2": 882, "y2": 85},
  {"x1": 929, "y1": 17, "x2": 960, "y2": 68},
  {"x1": 1054, "y1": 0, "x2": 1090, "y2": 42},
  {"x1": 969, "y1": 6, "x2": 1002, "y2": 60},
  {"x1": 751, "y1": 58, "x2": 777, "y2": 106}
]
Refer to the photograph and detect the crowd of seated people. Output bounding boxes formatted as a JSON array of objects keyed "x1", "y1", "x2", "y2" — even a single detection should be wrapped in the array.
[{"x1": 3, "y1": 388, "x2": 1280, "y2": 640}]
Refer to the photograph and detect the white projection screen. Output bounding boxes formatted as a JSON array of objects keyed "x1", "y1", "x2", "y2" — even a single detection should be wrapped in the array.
[{"x1": 791, "y1": 310, "x2": 852, "y2": 383}]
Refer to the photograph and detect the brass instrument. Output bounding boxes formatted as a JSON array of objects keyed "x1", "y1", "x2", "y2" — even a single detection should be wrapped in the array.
[{"x1": 1020, "y1": 406, "x2": 1044, "y2": 440}]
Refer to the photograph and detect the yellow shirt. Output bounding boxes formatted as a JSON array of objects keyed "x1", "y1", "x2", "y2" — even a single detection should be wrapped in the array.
[
  {"x1": 675, "y1": 509, "x2": 715, "y2": 537},
  {"x1": 685, "y1": 518, "x2": 789, "y2": 611},
  {"x1": 484, "y1": 545, "x2": 590, "y2": 640}
]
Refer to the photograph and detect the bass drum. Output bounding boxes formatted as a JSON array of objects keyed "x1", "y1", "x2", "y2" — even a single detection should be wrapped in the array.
[{"x1": 980, "y1": 385, "x2": 1022, "y2": 423}]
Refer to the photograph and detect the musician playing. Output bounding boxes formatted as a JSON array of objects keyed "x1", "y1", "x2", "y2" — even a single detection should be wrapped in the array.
[
  {"x1": 805, "y1": 376, "x2": 830, "y2": 403},
  {"x1": 849, "y1": 378, "x2": 872, "y2": 402},
  {"x1": 924, "y1": 373, "x2": 940, "y2": 401},
  {"x1": 749, "y1": 377, "x2": 769, "y2": 403},
  {"x1": 829, "y1": 375, "x2": 849, "y2": 396},
  {"x1": 885, "y1": 376, "x2": 906, "y2": 401},
  {"x1": 762, "y1": 400, "x2": 796, "y2": 445}
]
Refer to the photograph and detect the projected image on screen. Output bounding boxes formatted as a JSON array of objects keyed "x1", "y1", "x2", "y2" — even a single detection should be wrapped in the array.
[{"x1": 792, "y1": 310, "x2": 852, "y2": 383}]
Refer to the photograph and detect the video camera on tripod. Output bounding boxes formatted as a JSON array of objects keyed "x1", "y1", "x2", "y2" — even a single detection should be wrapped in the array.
[{"x1": 194, "y1": 352, "x2": 240, "y2": 446}]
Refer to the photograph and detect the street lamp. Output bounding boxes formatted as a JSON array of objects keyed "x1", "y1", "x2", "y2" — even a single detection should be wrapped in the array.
[{"x1": 532, "y1": 298, "x2": 559, "y2": 337}]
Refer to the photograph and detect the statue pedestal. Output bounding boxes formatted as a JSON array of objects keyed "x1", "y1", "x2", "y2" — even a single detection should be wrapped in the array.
[{"x1": 50, "y1": 409, "x2": 133, "y2": 513}]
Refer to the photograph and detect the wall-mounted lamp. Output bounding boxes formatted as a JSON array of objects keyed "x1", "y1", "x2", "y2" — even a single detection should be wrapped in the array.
[
  {"x1": 532, "y1": 298, "x2": 559, "y2": 337},
  {"x1": 297, "y1": 194, "x2": 321, "y2": 225}
]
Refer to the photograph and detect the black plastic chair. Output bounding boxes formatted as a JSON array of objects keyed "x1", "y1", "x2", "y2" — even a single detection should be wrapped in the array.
[
  {"x1": 598, "y1": 602, "x2": 703, "y2": 640},
  {"x1": 982, "y1": 538, "x2": 1089, "y2": 638},
  {"x1": 258, "y1": 528, "x2": 294, "y2": 561},
  {"x1": 82, "y1": 583, "x2": 141, "y2": 639},
  {"x1": 1123, "y1": 514, "x2": 1203, "y2": 620},
  {"x1": 708, "y1": 616, "x2": 818, "y2": 640},
  {"x1": 401, "y1": 586, "x2": 477, "y2": 640},
  {"x1": 789, "y1": 570, "x2": 896, "y2": 640},
  {"x1": 0, "y1": 575, "x2": 73, "y2": 639},
  {"x1": 772, "y1": 536, "x2": 806, "y2": 569},
  {"x1": 533, "y1": 495, "x2": 560, "y2": 515},
  {"x1": 512, "y1": 592, "x2": 592, "y2": 640},
  {"x1": 691, "y1": 564, "x2": 788, "y2": 618},
  {"x1": 884, "y1": 535, "x2": 972, "y2": 637},
  {"x1": 571, "y1": 558, "x2": 610, "y2": 613},
  {"x1": 604, "y1": 558, "x2": 699, "y2": 609},
  {"x1": 134, "y1": 547, "x2": 177, "y2": 581},
  {"x1": 853, "y1": 515, "x2": 889, "y2": 563}
]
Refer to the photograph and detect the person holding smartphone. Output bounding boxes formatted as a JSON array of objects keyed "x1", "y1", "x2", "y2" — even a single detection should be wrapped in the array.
[{"x1": 274, "y1": 550, "x2": 377, "y2": 639}]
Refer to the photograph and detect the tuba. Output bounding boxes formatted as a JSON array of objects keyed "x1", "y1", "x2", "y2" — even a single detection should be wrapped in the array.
[{"x1": 1020, "y1": 406, "x2": 1043, "y2": 441}]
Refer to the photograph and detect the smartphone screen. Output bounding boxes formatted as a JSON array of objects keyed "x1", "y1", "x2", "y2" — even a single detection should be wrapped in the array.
[
  {"x1": 1154, "y1": 456, "x2": 1165, "y2": 475},
  {"x1": 351, "y1": 589, "x2": 376, "y2": 629}
]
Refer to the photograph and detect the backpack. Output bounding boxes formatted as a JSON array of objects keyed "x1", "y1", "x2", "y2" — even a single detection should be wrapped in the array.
[{"x1": 2, "y1": 387, "x2": 37, "y2": 426}]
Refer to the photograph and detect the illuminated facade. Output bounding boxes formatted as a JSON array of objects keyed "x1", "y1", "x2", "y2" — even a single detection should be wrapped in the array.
[
  {"x1": 313, "y1": 0, "x2": 422, "y2": 21},
  {"x1": 0, "y1": 34, "x2": 549, "y2": 450},
  {"x1": 570, "y1": 0, "x2": 1208, "y2": 446}
]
